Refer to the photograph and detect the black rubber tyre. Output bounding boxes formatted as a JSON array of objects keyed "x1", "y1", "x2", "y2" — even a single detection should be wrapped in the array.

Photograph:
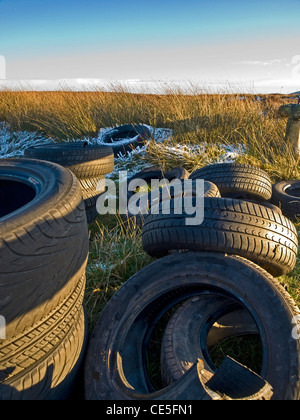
[
  {"x1": 271, "y1": 180, "x2": 300, "y2": 221},
  {"x1": 79, "y1": 176, "x2": 106, "y2": 224},
  {"x1": 164, "y1": 167, "x2": 190, "y2": 181},
  {"x1": 121, "y1": 167, "x2": 164, "y2": 228},
  {"x1": 121, "y1": 170, "x2": 219, "y2": 229},
  {"x1": 0, "y1": 159, "x2": 89, "y2": 399},
  {"x1": 189, "y1": 163, "x2": 272, "y2": 201},
  {"x1": 79, "y1": 176, "x2": 105, "y2": 199},
  {"x1": 161, "y1": 295, "x2": 259, "y2": 385},
  {"x1": 171, "y1": 179, "x2": 220, "y2": 199},
  {"x1": 0, "y1": 277, "x2": 88, "y2": 400},
  {"x1": 128, "y1": 166, "x2": 164, "y2": 185},
  {"x1": 84, "y1": 194, "x2": 102, "y2": 224},
  {"x1": 24, "y1": 142, "x2": 114, "y2": 178},
  {"x1": 100, "y1": 124, "x2": 152, "y2": 156},
  {"x1": 245, "y1": 199, "x2": 282, "y2": 214},
  {"x1": 142, "y1": 197, "x2": 298, "y2": 277},
  {"x1": 84, "y1": 252, "x2": 300, "y2": 400},
  {"x1": 25, "y1": 143, "x2": 114, "y2": 224},
  {"x1": 0, "y1": 159, "x2": 89, "y2": 337},
  {"x1": 121, "y1": 167, "x2": 221, "y2": 228}
]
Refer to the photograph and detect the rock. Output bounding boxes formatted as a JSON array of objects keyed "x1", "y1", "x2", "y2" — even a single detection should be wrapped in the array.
[
  {"x1": 279, "y1": 104, "x2": 300, "y2": 120},
  {"x1": 279, "y1": 104, "x2": 300, "y2": 154},
  {"x1": 285, "y1": 119, "x2": 300, "y2": 152}
]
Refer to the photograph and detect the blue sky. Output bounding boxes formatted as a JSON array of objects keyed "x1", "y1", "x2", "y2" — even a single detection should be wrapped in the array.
[{"x1": 0, "y1": 0, "x2": 300, "y2": 92}]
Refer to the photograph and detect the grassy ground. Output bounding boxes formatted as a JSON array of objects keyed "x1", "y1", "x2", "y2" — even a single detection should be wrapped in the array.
[
  {"x1": 1, "y1": 85, "x2": 300, "y2": 388},
  {"x1": 1, "y1": 86, "x2": 299, "y2": 180}
]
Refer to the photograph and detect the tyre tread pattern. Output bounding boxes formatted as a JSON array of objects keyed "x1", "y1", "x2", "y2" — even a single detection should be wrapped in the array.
[{"x1": 142, "y1": 197, "x2": 298, "y2": 276}]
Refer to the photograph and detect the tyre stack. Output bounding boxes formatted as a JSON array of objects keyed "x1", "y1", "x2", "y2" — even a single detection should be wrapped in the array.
[
  {"x1": 24, "y1": 142, "x2": 114, "y2": 224},
  {"x1": 0, "y1": 158, "x2": 89, "y2": 400},
  {"x1": 121, "y1": 166, "x2": 191, "y2": 229},
  {"x1": 84, "y1": 163, "x2": 300, "y2": 401},
  {"x1": 271, "y1": 180, "x2": 300, "y2": 221},
  {"x1": 142, "y1": 163, "x2": 298, "y2": 277},
  {"x1": 121, "y1": 165, "x2": 220, "y2": 229}
]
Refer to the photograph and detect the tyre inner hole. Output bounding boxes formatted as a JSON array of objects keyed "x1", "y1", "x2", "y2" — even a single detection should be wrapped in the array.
[
  {"x1": 108, "y1": 132, "x2": 138, "y2": 143},
  {"x1": 146, "y1": 303, "x2": 263, "y2": 391},
  {"x1": 284, "y1": 185, "x2": 300, "y2": 198},
  {"x1": 0, "y1": 179, "x2": 37, "y2": 218}
]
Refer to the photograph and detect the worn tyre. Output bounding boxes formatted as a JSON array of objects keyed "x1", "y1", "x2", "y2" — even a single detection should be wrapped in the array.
[
  {"x1": 100, "y1": 124, "x2": 151, "y2": 156},
  {"x1": 189, "y1": 163, "x2": 272, "y2": 201},
  {"x1": 161, "y1": 295, "x2": 259, "y2": 385},
  {"x1": 271, "y1": 180, "x2": 300, "y2": 221},
  {"x1": 0, "y1": 158, "x2": 89, "y2": 337},
  {"x1": 84, "y1": 252, "x2": 300, "y2": 400},
  {"x1": 25, "y1": 143, "x2": 114, "y2": 224},
  {"x1": 164, "y1": 167, "x2": 190, "y2": 181},
  {"x1": 0, "y1": 158, "x2": 89, "y2": 399},
  {"x1": 24, "y1": 142, "x2": 114, "y2": 179},
  {"x1": 121, "y1": 167, "x2": 164, "y2": 228},
  {"x1": 142, "y1": 197, "x2": 298, "y2": 277},
  {"x1": 121, "y1": 167, "x2": 221, "y2": 229},
  {"x1": 0, "y1": 277, "x2": 88, "y2": 400}
]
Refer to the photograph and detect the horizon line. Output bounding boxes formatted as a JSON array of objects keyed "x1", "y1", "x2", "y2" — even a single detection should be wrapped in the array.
[{"x1": 0, "y1": 77, "x2": 299, "y2": 95}]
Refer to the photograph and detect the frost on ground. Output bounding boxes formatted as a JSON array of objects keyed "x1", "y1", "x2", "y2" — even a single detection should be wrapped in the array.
[
  {"x1": 150, "y1": 141, "x2": 245, "y2": 164},
  {"x1": 95, "y1": 124, "x2": 244, "y2": 176},
  {"x1": 96, "y1": 124, "x2": 172, "y2": 147},
  {"x1": 95, "y1": 125, "x2": 174, "y2": 178},
  {"x1": 0, "y1": 122, "x2": 53, "y2": 158},
  {"x1": 0, "y1": 122, "x2": 244, "y2": 176}
]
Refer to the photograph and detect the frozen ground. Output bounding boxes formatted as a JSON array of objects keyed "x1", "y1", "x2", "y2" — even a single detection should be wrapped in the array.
[
  {"x1": 0, "y1": 122, "x2": 168, "y2": 159},
  {"x1": 0, "y1": 122, "x2": 53, "y2": 158},
  {"x1": 0, "y1": 121, "x2": 244, "y2": 177}
]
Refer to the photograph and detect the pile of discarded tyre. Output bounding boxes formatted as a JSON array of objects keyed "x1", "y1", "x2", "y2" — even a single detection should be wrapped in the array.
[
  {"x1": 24, "y1": 142, "x2": 114, "y2": 224},
  {"x1": 0, "y1": 124, "x2": 152, "y2": 400},
  {"x1": 0, "y1": 157, "x2": 89, "y2": 400},
  {"x1": 2, "y1": 136, "x2": 300, "y2": 400},
  {"x1": 84, "y1": 163, "x2": 300, "y2": 401},
  {"x1": 0, "y1": 140, "x2": 115, "y2": 400}
]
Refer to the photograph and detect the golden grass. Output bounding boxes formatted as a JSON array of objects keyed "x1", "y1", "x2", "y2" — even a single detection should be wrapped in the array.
[
  {"x1": 2, "y1": 84, "x2": 298, "y2": 180},
  {"x1": 1, "y1": 84, "x2": 300, "y2": 373},
  {"x1": 0, "y1": 86, "x2": 296, "y2": 137},
  {"x1": 85, "y1": 215, "x2": 152, "y2": 331}
]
